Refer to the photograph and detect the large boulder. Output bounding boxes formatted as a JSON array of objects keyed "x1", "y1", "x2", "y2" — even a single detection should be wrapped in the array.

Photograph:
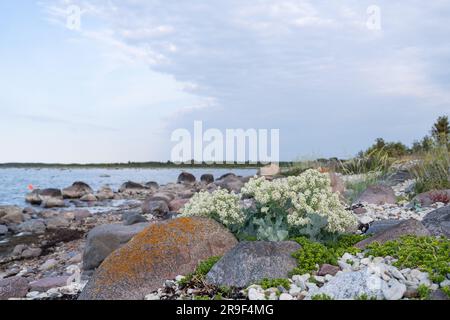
[
  {"x1": 96, "y1": 186, "x2": 115, "y2": 201},
  {"x1": 82, "y1": 223, "x2": 149, "y2": 271},
  {"x1": 0, "y1": 277, "x2": 29, "y2": 300},
  {"x1": 413, "y1": 190, "x2": 450, "y2": 207},
  {"x1": 200, "y1": 174, "x2": 214, "y2": 184},
  {"x1": 356, "y1": 185, "x2": 396, "y2": 205},
  {"x1": 79, "y1": 217, "x2": 237, "y2": 300},
  {"x1": 214, "y1": 175, "x2": 245, "y2": 193},
  {"x1": 422, "y1": 205, "x2": 450, "y2": 238},
  {"x1": 206, "y1": 241, "x2": 300, "y2": 288},
  {"x1": 356, "y1": 219, "x2": 430, "y2": 249},
  {"x1": 0, "y1": 206, "x2": 24, "y2": 225},
  {"x1": 62, "y1": 182, "x2": 93, "y2": 199},
  {"x1": 177, "y1": 172, "x2": 196, "y2": 184}
]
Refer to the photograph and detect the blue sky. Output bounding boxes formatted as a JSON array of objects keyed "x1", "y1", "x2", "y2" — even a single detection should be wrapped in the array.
[{"x1": 0, "y1": 0, "x2": 449, "y2": 163}]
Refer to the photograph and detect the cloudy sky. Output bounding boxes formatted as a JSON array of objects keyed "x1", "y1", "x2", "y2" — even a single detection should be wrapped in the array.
[{"x1": 0, "y1": 0, "x2": 449, "y2": 163}]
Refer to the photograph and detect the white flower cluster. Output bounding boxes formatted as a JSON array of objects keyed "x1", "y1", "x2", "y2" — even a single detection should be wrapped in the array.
[
  {"x1": 181, "y1": 188, "x2": 245, "y2": 227},
  {"x1": 242, "y1": 169, "x2": 357, "y2": 233}
]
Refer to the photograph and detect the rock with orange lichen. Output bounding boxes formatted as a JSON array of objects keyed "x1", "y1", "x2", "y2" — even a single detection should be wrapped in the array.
[{"x1": 78, "y1": 217, "x2": 238, "y2": 300}]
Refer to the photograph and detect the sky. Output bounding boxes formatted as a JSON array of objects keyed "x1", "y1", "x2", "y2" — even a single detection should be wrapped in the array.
[{"x1": 0, "y1": 0, "x2": 449, "y2": 163}]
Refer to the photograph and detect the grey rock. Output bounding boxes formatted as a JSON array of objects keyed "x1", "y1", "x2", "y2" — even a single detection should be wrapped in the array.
[
  {"x1": 206, "y1": 241, "x2": 300, "y2": 288},
  {"x1": 214, "y1": 176, "x2": 245, "y2": 193},
  {"x1": 366, "y1": 220, "x2": 402, "y2": 235},
  {"x1": 18, "y1": 219, "x2": 46, "y2": 234},
  {"x1": 0, "y1": 225, "x2": 8, "y2": 235},
  {"x1": 62, "y1": 182, "x2": 93, "y2": 199},
  {"x1": 141, "y1": 199, "x2": 169, "y2": 218},
  {"x1": 200, "y1": 174, "x2": 214, "y2": 184},
  {"x1": 122, "y1": 212, "x2": 148, "y2": 226},
  {"x1": 384, "y1": 170, "x2": 413, "y2": 186},
  {"x1": 45, "y1": 216, "x2": 70, "y2": 229},
  {"x1": 145, "y1": 181, "x2": 159, "y2": 190},
  {"x1": 0, "y1": 277, "x2": 29, "y2": 300},
  {"x1": 21, "y1": 248, "x2": 42, "y2": 259},
  {"x1": 119, "y1": 181, "x2": 147, "y2": 192},
  {"x1": 0, "y1": 206, "x2": 24, "y2": 225},
  {"x1": 42, "y1": 198, "x2": 66, "y2": 208},
  {"x1": 356, "y1": 185, "x2": 396, "y2": 205},
  {"x1": 29, "y1": 276, "x2": 70, "y2": 292},
  {"x1": 430, "y1": 289, "x2": 450, "y2": 300},
  {"x1": 82, "y1": 222, "x2": 149, "y2": 271},
  {"x1": 422, "y1": 205, "x2": 450, "y2": 238},
  {"x1": 177, "y1": 172, "x2": 196, "y2": 184},
  {"x1": 356, "y1": 219, "x2": 430, "y2": 249}
]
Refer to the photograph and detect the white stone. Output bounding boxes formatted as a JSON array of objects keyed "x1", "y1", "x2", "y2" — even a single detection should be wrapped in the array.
[
  {"x1": 145, "y1": 293, "x2": 160, "y2": 300},
  {"x1": 382, "y1": 280, "x2": 406, "y2": 300},
  {"x1": 279, "y1": 293, "x2": 294, "y2": 300},
  {"x1": 289, "y1": 284, "x2": 302, "y2": 296},
  {"x1": 248, "y1": 288, "x2": 266, "y2": 301},
  {"x1": 175, "y1": 275, "x2": 186, "y2": 283}
]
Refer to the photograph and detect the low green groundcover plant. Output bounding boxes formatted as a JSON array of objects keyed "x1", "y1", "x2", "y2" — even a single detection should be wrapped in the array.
[
  {"x1": 365, "y1": 236, "x2": 450, "y2": 283},
  {"x1": 291, "y1": 234, "x2": 367, "y2": 275},
  {"x1": 179, "y1": 256, "x2": 222, "y2": 287},
  {"x1": 442, "y1": 286, "x2": 450, "y2": 298},
  {"x1": 259, "y1": 278, "x2": 291, "y2": 290}
]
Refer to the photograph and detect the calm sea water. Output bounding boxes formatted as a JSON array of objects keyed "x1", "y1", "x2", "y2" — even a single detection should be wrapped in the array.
[{"x1": 0, "y1": 168, "x2": 257, "y2": 207}]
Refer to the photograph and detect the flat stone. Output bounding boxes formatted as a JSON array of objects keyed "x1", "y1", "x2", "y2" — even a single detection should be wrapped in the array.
[
  {"x1": 356, "y1": 219, "x2": 430, "y2": 249},
  {"x1": 29, "y1": 276, "x2": 70, "y2": 292},
  {"x1": 366, "y1": 220, "x2": 402, "y2": 235},
  {"x1": 0, "y1": 277, "x2": 29, "y2": 300}
]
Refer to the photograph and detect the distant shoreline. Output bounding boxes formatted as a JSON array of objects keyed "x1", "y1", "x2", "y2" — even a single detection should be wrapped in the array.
[{"x1": 0, "y1": 162, "x2": 265, "y2": 169}]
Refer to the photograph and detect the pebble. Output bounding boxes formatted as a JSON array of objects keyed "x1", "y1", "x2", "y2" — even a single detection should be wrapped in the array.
[
  {"x1": 279, "y1": 293, "x2": 294, "y2": 300},
  {"x1": 248, "y1": 287, "x2": 266, "y2": 300}
]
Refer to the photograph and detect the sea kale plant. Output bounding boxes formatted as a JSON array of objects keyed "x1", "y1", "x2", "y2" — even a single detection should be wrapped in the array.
[
  {"x1": 182, "y1": 169, "x2": 357, "y2": 241},
  {"x1": 181, "y1": 188, "x2": 245, "y2": 231}
]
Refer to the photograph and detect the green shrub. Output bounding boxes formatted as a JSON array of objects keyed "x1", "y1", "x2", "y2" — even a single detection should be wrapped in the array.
[
  {"x1": 365, "y1": 236, "x2": 450, "y2": 283},
  {"x1": 291, "y1": 234, "x2": 367, "y2": 275},
  {"x1": 259, "y1": 278, "x2": 291, "y2": 290},
  {"x1": 412, "y1": 146, "x2": 450, "y2": 194},
  {"x1": 417, "y1": 284, "x2": 431, "y2": 300}
]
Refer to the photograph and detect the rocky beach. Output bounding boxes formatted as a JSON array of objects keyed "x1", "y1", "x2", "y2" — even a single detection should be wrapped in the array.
[{"x1": 1, "y1": 165, "x2": 449, "y2": 301}]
